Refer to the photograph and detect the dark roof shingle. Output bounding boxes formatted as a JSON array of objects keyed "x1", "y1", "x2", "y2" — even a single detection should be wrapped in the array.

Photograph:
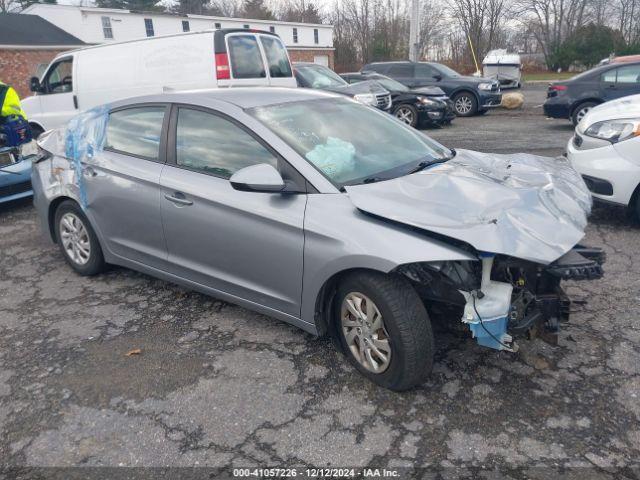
[{"x1": 0, "y1": 13, "x2": 85, "y2": 47}]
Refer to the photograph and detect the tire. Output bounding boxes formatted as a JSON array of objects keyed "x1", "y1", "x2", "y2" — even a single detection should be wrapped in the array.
[
  {"x1": 54, "y1": 200, "x2": 105, "y2": 276},
  {"x1": 334, "y1": 271, "x2": 434, "y2": 391},
  {"x1": 453, "y1": 92, "x2": 478, "y2": 117},
  {"x1": 393, "y1": 104, "x2": 419, "y2": 128},
  {"x1": 572, "y1": 101, "x2": 597, "y2": 126},
  {"x1": 633, "y1": 191, "x2": 640, "y2": 224}
]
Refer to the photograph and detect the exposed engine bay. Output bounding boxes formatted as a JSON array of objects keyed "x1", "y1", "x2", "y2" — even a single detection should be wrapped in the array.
[{"x1": 394, "y1": 244, "x2": 605, "y2": 351}]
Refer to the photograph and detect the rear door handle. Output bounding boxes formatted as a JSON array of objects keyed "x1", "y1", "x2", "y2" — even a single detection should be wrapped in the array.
[{"x1": 164, "y1": 192, "x2": 193, "y2": 206}]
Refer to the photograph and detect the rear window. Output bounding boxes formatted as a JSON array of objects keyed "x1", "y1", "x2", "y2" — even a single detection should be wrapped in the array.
[
  {"x1": 227, "y1": 35, "x2": 266, "y2": 79},
  {"x1": 388, "y1": 64, "x2": 414, "y2": 77},
  {"x1": 105, "y1": 106, "x2": 165, "y2": 160},
  {"x1": 260, "y1": 36, "x2": 292, "y2": 78}
]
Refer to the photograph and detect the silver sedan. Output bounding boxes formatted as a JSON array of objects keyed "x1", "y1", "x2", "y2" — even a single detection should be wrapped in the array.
[{"x1": 32, "y1": 88, "x2": 603, "y2": 390}]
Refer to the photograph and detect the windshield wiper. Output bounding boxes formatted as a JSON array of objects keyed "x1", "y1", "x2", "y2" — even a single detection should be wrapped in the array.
[{"x1": 408, "y1": 149, "x2": 457, "y2": 174}]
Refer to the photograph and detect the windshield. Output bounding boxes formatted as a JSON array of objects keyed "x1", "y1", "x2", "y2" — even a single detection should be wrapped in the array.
[
  {"x1": 374, "y1": 76, "x2": 409, "y2": 92},
  {"x1": 249, "y1": 98, "x2": 451, "y2": 187},
  {"x1": 432, "y1": 63, "x2": 460, "y2": 78},
  {"x1": 297, "y1": 65, "x2": 347, "y2": 89}
]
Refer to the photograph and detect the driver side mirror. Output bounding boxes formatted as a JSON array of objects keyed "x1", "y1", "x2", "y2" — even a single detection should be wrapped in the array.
[
  {"x1": 230, "y1": 164, "x2": 286, "y2": 193},
  {"x1": 433, "y1": 74, "x2": 442, "y2": 81},
  {"x1": 29, "y1": 77, "x2": 42, "y2": 93}
]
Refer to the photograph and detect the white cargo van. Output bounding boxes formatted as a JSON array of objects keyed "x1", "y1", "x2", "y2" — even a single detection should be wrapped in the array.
[{"x1": 22, "y1": 29, "x2": 295, "y2": 135}]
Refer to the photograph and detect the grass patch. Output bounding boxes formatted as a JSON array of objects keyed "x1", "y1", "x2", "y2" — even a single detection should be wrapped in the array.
[{"x1": 523, "y1": 71, "x2": 577, "y2": 82}]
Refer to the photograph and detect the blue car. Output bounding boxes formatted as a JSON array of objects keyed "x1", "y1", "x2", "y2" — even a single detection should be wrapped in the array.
[{"x1": 0, "y1": 148, "x2": 33, "y2": 204}]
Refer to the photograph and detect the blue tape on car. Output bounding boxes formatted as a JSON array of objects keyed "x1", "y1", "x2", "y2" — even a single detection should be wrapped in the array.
[{"x1": 64, "y1": 105, "x2": 109, "y2": 209}]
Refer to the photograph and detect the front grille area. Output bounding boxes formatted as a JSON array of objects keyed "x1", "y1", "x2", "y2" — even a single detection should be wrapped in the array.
[
  {"x1": 375, "y1": 93, "x2": 392, "y2": 110},
  {"x1": 0, "y1": 180, "x2": 32, "y2": 198}
]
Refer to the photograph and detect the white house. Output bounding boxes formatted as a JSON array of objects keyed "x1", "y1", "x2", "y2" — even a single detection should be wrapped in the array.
[{"x1": 21, "y1": 3, "x2": 335, "y2": 67}]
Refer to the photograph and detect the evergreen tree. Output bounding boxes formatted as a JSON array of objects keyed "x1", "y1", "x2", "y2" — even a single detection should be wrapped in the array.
[{"x1": 240, "y1": 0, "x2": 274, "y2": 20}]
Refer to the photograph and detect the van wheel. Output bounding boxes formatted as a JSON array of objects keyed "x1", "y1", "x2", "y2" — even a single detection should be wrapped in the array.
[
  {"x1": 54, "y1": 200, "x2": 105, "y2": 276},
  {"x1": 334, "y1": 272, "x2": 434, "y2": 391},
  {"x1": 453, "y1": 92, "x2": 478, "y2": 116},
  {"x1": 572, "y1": 101, "x2": 597, "y2": 126}
]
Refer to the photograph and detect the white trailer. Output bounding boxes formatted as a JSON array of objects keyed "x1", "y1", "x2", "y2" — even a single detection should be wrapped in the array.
[{"x1": 482, "y1": 50, "x2": 521, "y2": 89}]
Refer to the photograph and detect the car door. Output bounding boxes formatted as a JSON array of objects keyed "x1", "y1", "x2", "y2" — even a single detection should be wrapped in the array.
[
  {"x1": 37, "y1": 57, "x2": 78, "y2": 130},
  {"x1": 257, "y1": 34, "x2": 296, "y2": 87},
  {"x1": 82, "y1": 104, "x2": 170, "y2": 268},
  {"x1": 159, "y1": 105, "x2": 307, "y2": 317},
  {"x1": 601, "y1": 64, "x2": 640, "y2": 101}
]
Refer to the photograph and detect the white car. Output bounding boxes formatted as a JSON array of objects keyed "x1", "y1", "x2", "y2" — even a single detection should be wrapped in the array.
[{"x1": 567, "y1": 94, "x2": 640, "y2": 220}]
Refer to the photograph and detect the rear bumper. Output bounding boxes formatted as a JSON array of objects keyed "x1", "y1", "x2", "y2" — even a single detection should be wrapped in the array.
[{"x1": 543, "y1": 98, "x2": 571, "y2": 119}]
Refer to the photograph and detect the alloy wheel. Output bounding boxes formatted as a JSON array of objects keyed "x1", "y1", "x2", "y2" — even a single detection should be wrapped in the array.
[
  {"x1": 341, "y1": 292, "x2": 392, "y2": 373},
  {"x1": 576, "y1": 106, "x2": 591, "y2": 124},
  {"x1": 395, "y1": 107, "x2": 415, "y2": 125},
  {"x1": 455, "y1": 95, "x2": 473, "y2": 115},
  {"x1": 59, "y1": 212, "x2": 91, "y2": 265}
]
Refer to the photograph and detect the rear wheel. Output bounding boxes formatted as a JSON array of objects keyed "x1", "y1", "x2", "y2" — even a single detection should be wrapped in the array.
[
  {"x1": 334, "y1": 272, "x2": 434, "y2": 391},
  {"x1": 453, "y1": 92, "x2": 478, "y2": 116},
  {"x1": 54, "y1": 200, "x2": 105, "y2": 276},
  {"x1": 393, "y1": 105, "x2": 418, "y2": 127},
  {"x1": 572, "y1": 101, "x2": 597, "y2": 126}
]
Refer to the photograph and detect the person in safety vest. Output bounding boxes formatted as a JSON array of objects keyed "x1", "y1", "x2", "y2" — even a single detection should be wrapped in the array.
[
  {"x1": 0, "y1": 82, "x2": 27, "y2": 121},
  {"x1": 0, "y1": 81, "x2": 31, "y2": 148}
]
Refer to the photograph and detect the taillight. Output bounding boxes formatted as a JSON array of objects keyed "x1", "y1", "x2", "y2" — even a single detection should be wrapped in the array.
[
  {"x1": 215, "y1": 53, "x2": 230, "y2": 80},
  {"x1": 549, "y1": 84, "x2": 568, "y2": 91}
]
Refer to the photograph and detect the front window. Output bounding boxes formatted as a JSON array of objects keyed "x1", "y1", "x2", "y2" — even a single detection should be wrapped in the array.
[
  {"x1": 296, "y1": 64, "x2": 346, "y2": 88},
  {"x1": 101, "y1": 16, "x2": 113, "y2": 39},
  {"x1": 42, "y1": 58, "x2": 73, "y2": 94},
  {"x1": 227, "y1": 35, "x2": 265, "y2": 79},
  {"x1": 431, "y1": 63, "x2": 460, "y2": 78},
  {"x1": 176, "y1": 108, "x2": 278, "y2": 178},
  {"x1": 260, "y1": 36, "x2": 292, "y2": 78},
  {"x1": 250, "y1": 98, "x2": 451, "y2": 187},
  {"x1": 144, "y1": 18, "x2": 154, "y2": 37}
]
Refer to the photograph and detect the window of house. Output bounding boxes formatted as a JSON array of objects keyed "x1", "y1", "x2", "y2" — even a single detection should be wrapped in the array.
[
  {"x1": 101, "y1": 16, "x2": 113, "y2": 39},
  {"x1": 227, "y1": 35, "x2": 266, "y2": 79},
  {"x1": 269, "y1": 26, "x2": 275, "y2": 33},
  {"x1": 313, "y1": 28, "x2": 318, "y2": 44},
  {"x1": 144, "y1": 18, "x2": 154, "y2": 37},
  {"x1": 243, "y1": 24, "x2": 250, "y2": 29},
  {"x1": 182, "y1": 20, "x2": 190, "y2": 32},
  {"x1": 105, "y1": 107, "x2": 166, "y2": 160},
  {"x1": 293, "y1": 28, "x2": 298, "y2": 43},
  {"x1": 175, "y1": 108, "x2": 278, "y2": 179},
  {"x1": 214, "y1": 22, "x2": 221, "y2": 29}
]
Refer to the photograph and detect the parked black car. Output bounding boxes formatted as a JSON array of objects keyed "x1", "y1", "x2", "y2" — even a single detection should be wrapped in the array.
[
  {"x1": 361, "y1": 61, "x2": 502, "y2": 117},
  {"x1": 293, "y1": 62, "x2": 391, "y2": 111},
  {"x1": 543, "y1": 62, "x2": 640, "y2": 125},
  {"x1": 340, "y1": 72, "x2": 456, "y2": 128}
]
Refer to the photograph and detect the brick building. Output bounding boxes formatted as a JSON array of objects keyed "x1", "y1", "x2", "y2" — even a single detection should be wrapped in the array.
[{"x1": 0, "y1": 13, "x2": 85, "y2": 98}]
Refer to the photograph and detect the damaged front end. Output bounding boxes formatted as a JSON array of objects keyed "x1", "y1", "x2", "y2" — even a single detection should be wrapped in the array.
[{"x1": 395, "y1": 245, "x2": 605, "y2": 351}]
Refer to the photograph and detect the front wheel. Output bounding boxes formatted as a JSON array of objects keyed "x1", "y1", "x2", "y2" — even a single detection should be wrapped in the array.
[
  {"x1": 334, "y1": 272, "x2": 434, "y2": 391},
  {"x1": 453, "y1": 92, "x2": 478, "y2": 117},
  {"x1": 393, "y1": 105, "x2": 418, "y2": 127},
  {"x1": 572, "y1": 101, "x2": 597, "y2": 126},
  {"x1": 54, "y1": 200, "x2": 106, "y2": 276}
]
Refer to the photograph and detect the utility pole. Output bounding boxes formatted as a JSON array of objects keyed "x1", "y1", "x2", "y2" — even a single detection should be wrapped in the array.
[{"x1": 408, "y1": 0, "x2": 420, "y2": 61}]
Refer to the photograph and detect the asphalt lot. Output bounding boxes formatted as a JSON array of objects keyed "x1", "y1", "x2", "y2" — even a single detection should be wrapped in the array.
[{"x1": 1, "y1": 83, "x2": 639, "y2": 479}]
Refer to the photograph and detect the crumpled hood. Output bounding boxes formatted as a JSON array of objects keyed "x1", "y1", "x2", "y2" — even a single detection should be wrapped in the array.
[{"x1": 345, "y1": 149, "x2": 592, "y2": 265}]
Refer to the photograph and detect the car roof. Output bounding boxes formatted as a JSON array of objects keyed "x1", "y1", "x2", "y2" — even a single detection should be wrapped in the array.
[{"x1": 111, "y1": 87, "x2": 341, "y2": 110}]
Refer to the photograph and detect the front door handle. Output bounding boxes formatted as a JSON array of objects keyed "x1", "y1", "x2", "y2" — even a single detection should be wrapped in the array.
[{"x1": 164, "y1": 192, "x2": 193, "y2": 206}]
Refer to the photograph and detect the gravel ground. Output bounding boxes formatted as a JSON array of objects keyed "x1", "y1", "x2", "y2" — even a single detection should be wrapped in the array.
[{"x1": 1, "y1": 84, "x2": 639, "y2": 479}]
